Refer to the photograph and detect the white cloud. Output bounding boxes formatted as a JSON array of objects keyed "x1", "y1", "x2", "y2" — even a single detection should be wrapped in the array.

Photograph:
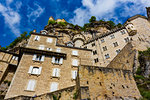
[
  {"x1": 0, "y1": 2, "x2": 21, "y2": 36},
  {"x1": 27, "y1": 3, "x2": 45, "y2": 22},
  {"x1": 70, "y1": 0, "x2": 150, "y2": 26}
]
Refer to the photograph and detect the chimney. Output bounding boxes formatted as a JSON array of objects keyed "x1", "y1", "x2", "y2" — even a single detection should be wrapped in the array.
[{"x1": 146, "y1": 7, "x2": 150, "y2": 20}]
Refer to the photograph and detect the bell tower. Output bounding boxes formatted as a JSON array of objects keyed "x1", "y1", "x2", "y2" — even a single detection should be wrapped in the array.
[{"x1": 146, "y1": 7, "x2": 150, "y2": 20}]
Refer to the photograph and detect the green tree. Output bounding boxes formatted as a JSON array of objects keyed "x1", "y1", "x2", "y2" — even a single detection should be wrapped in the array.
[
  {"x1": 107, "y1": 21, "x2": 115, "y2": 29},
  {"x1": 89, "y1": 16, "x2": 96, "y2": 23}
]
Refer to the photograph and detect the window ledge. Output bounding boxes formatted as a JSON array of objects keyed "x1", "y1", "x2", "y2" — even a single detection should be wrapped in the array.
[
  {"x1": 33, "y1": 60, "x2": 43, "y2": 63},
  {"x1": 24, "y1": 90, "x2": 35, "y2": 92},
  {"x1": 52, "y1": 63, "x2": 62, "y2": 65},
  {"x1": 51, "y1": 76, "x2": 60, "y2": 79}
]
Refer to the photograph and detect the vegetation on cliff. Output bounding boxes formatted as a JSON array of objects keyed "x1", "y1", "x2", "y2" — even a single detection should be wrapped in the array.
[
  {"x1": 1, "y1": 31, "x2": 32, "y2": 50},
  {"x1": 134, "y1": 48, "x2": 150, "y2": 100}
]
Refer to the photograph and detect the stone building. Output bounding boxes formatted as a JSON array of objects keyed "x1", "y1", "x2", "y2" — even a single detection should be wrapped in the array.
[{"x1": 0, "y1": 7, "x2": 150, "y2": 100}]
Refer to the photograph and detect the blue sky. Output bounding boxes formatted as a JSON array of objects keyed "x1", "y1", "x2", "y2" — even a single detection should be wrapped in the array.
[{"x1": 0, "y1": 0, "x2": 150, "y2": 47}]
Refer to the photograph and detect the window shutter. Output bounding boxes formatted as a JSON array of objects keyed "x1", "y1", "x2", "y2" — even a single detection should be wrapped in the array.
[
  {"x1": 57, "y1": 68, "x2": 60, "y2": 77},
  {"x1": 72, "y1": 70, "x2": 77, "y2": 79},
  {"x1": 41, "y1": 55, "x2": 45, "y2": 61},
  {"x1": 72, "y1": 50, "x2": 78, "y2": 56},
  {"x1": 28, "y1": 66, "x2": 33, "y2": 74},
  {"x1": 38, "y1": 67, "x2": 42, "y2": 75},
  {"x1": 50, "y1": 82, "x2": 58, "y2": 92},
  {"x1": 27, "y1": 80, "x2": 36, "y2": 91},
  {"x1": 72, "y1": 59, "x2": 78, "y2": 66},
  {"x1": 52, "y1": 68, "x2": 56, "y2": 76},
  {"x1": 59, "y1": 58, "x2": 63, "y2": 64},
  {"x1": 32, "y1": 54, "x2": 37, "y2": 60},
  {"x1": 52, "y1": 57, "x2": 55, "y2": 63}
]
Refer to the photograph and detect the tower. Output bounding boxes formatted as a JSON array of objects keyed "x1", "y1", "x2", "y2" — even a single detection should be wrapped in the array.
[{"x1": 146, "y1": 7, "x2": 150, "y2": 20}]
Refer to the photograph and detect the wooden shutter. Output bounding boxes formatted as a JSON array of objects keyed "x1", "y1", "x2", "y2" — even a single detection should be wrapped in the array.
[
  {"x1": 32, "y1": 54, "x2": 37, "y2": 60},
  {"x1": 59, "y1": 58, "x2": 63, "y2": 64},
  {"x1": 41, "y1": 55, "x2": 45, "y2": 61},
  {"x1": 52, "y1": 57, "x2": 55, "y2": 63},
  {"x1": 38, "y1": 67, "x2": 42, "y2": 75},
  {"x1": 27, "y1": 80, "x2": 36, "y2": 91},
  {"x1": 72, "y1": 70, "x2": 77, "y2": 79},
  {"x1": 72, "y1": 59, "x2": 78, "y2": 66},
  {"x1": 50, "y1": 82, "x2": 58, "y2": 92},
  {"x1": 52, "y1": 68, "x2": 56, "y2": 76},
  {"x1": 56, "y1": 68, "x2": 60, "y2": 77},
  {"x1": 28, "y1": 66, "x2": 33, "y2": 74}
]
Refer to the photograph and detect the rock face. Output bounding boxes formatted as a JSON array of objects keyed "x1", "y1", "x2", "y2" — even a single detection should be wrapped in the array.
[{"x1": 138, "y1": 51, "x2": 150, "y2": 78}]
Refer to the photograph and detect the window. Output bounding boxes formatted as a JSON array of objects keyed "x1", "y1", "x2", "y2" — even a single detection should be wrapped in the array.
[
  {"x1": 28, "y1": 66, "x2": 42, "y2": 75},
  {"x1": 26, "y1": 80, "x2": 36, "y2": 91},
  {"x1": 84, "y1": 46, "x2": 87, "y2": 49},
  {"x1": 72, "y1": 50, "x2": 78, "y2": 56},
  {"x1": 116, "y1": 49, "x2": 121, "y2": 54},
  {"x1": 121, "y1": 30, "x2": 126, "y2": 35},
  {"x1": 72, "y1": 59, "x2": 78, "y2": 66},
  {"x1": 91, "y1": 43, "x2": 95, "y2": 47},
  {"x1": 72, "y1": 70, "x2": 77, "y2": 79},
  {"x1": 93, "y1": 50, "x2": 97, "y2": 55},
  {"x1": 12, "y1": 56, "x2": 18, "y2": 60},
  {"x1": 52, "y1": 68, "x2": 60, "y2": 77},
  {"x1": 124, "y1": 37, "x2": 129, "y2": 43},
  {"x1": 110, "y1": 34, "x2": 115, "y2": 39},
  {"x1": 113, "y1": 42, "x2": 118, "y2": 47},
  {"x1": 47, "y1": 48, "x2": 52, "y2": 51},
  {"x1": 103, "y1": 46, "x2": 107, "y2": 51},
  {"x1": 50, "y1": 82, "x2": 58, "y2": 92},
  {"x1": 47, "y1": 38, "x2": 53, "y2": 43},
  {"x1": 101, "y1": 39, "x2": 105, "y2": 43},
  {"x1": 56, "y1": 48, "x2": 61, "y2": 52},
  {"x1": 105, "y1": 54, "x2": 110, "y2": 59},
  {"x1": 94, "y1": 58, "x2": 99, "y2": 63},
  {"x1": 34, "y1": 36, "x2": 40, "y2": 41},
  {"x1": 39, "y1": 45, "x2": 44, "y2": 50},
  {"x1": 51, "y1": 57, "x2": 63, "y2": 64},
  {"x1": 32, "y1": 54, "x2": 45, "y2": 62}
]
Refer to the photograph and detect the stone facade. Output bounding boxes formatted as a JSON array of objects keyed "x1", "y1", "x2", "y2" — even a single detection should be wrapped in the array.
[{"x1": 0, "y1": 7, "x2": 150, "y2": 100}]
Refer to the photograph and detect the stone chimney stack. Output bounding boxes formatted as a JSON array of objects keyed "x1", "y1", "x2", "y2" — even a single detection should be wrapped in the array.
[{"x1": 146, "y1": 7, "x2": 150, "y2": 20}]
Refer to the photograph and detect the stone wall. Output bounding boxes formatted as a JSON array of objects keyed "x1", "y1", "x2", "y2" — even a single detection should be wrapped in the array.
[
  {"x1": 107, "y1": 42, "x2": 136, "y2": 71},
  {"x1": 79, "y1": 66, "x2": 141, "y2": 100}
]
